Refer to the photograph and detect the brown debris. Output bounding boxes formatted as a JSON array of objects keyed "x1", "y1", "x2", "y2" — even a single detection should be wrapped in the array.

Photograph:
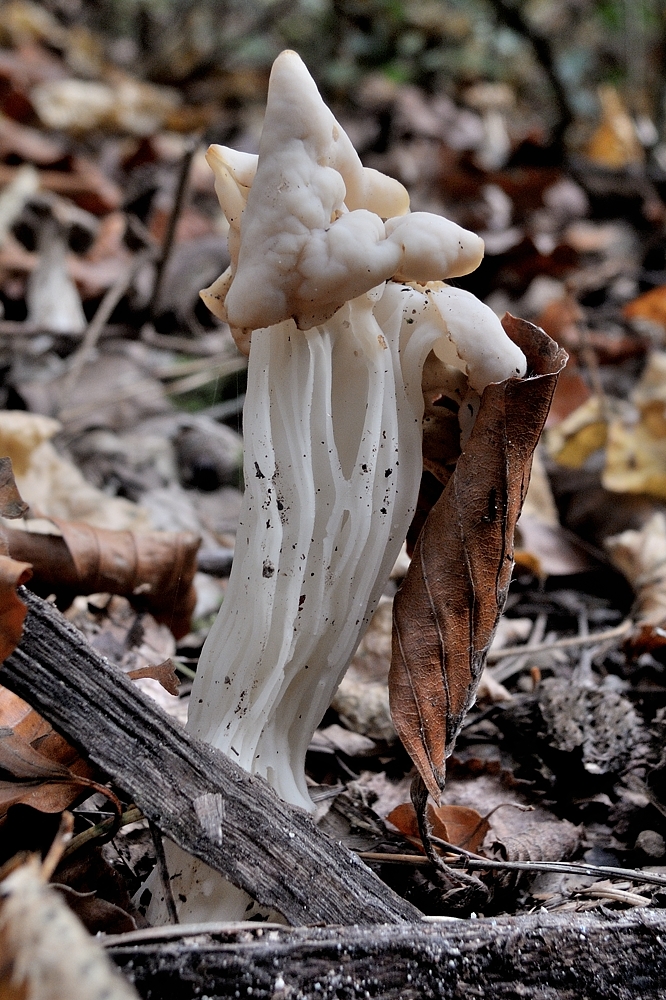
[
  {"x1": 6, "y1": 520, "x2": 200, "y2": 639},
  {"x1": 390, "y1": 317, "x2": 567, "y2": 800}
]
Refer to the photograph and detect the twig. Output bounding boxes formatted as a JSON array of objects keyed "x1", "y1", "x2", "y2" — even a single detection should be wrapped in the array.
[
  {"x1": 149, "y1": 820, "x2": 179, "y2": 924},
  {"x1": 42, "y1": 811, "x2": 74, "y2": 880},
  {"x1": 486, "y1": 619, "x2": 632, "y2": 664},
  {"x1": 491, "y1": 612, "x2": 546, "y2": 683},
  {"x1": 64, "y1": 806, "x2": 144, "y2": 858},
  {"x1": 357, "y1": 850, "x2": 666, "y2": 888},
  {"x1": 411, "y1": 774, "x2": 489, "y2": 899},
  {"x1": 102, "y1": 921, "x2": 287, "y2": 948},
  {"x1": 485, "y1": 0, "x2": 573, "y2": 152},
  {"x1": 0, "y1": 321, "x2": 129, "y2": 339},
  {"x1": 59, "y1": 249, "x2": 153, "y2": 407},
  {"x1": 202, "y1": 393, "x2": 246, "y2": 421},
  {"x1": 164, "y1": 356, "x2": 247, "y2": 396},
  {"x1": 358, "y1": 852, "x2": 432, "y2": 865},
  {"x1": 140, "y1": 323, "x2": 232, "y2": 356},
  {"x1": 150, "y1": 137, "x2": 198, "y2": 317}
]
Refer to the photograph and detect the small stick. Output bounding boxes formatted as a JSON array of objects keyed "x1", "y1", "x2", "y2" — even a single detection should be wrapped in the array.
[
  {"x1": 357, "y1": 849, "x2": 666, "y2": 888},
  {"x1": 411, "y1": 774, "x2": 489, "y2": 899},
  {"x1": 149, "y1": 137, "x2": 198, "y2": 317},
  {"x1": 64, "y1": 806, "x2": 145, "y2": 858},
  {"x1": 0, "y1": 321, "x2": 128, "y2": 339},
  {"x1": 59, "y1": 250, "x2": 153, "y2": 408},
  {"x1": 486, "y1": 619, "x2": 632, "y2": 664},
  {"x1": 491, "y1": 612, "x2": 546, "y2": 683},
  {"x1": 41, "y1": 811, "x2": 74, "y2": 881},
  {"x1": 149, "y1": 821, "x2": 179, "y2": 924}
]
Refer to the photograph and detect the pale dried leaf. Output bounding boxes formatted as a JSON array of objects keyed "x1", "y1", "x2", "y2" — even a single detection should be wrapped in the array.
[{"x1": 0, "y1": 857, "x2": 139, "y2": 1000}]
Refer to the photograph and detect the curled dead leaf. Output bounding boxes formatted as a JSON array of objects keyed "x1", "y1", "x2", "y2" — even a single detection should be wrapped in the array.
[
  {"x1": 606, "y1": 512, "x2": 666, "y2": 626},
  {"x1": 390, "y1": 316, "x2": 567, "y2": 800},
  {"x1": 0, "y1": 726, "x2": 119, "y2": 824},
  {"x1": 6, "y1": 521, "x2": 200, "y2": 639},
  {"x1": 493, "y1": 819, "x2": 581, "y2": 864}
]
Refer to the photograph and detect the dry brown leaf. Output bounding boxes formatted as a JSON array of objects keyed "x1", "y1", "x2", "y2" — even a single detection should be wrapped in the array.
[
  {"x1": 0, "y1": 727, "x2": 114, "y2": 822},
  {"x1": 386, "y1": 801, "x2": 490, "y2": 853},
  {"x1": 0, "y1": 111, "x2": 65, "y2": 164},
  {"x1": 0, "y1": 560, "x2": 31, "y2": 664},
  {"x1": 6, "y1": 520, "x2": 200, "y2": 639},
  {"x1": 545, "y1": 394, "x2": 607, "y2": 469},
  {"x1": 515, "y1": 515, "x2": 598, "y2": 577},
  {"x1": 0, "y1": 160, "x2": 122, "y2": 216},
  {"x1": 602, "y1": 352, "x2": 666, "y2": 499},
  {"x1": 0, "y1": 410, "x2": 148, "y2": 531},
  {"x1": 584, "y1": 85, "x2": 644, "y2": 170},
  {"x1": 390, "y1": 316, "x2": 566, "y2": 800},
  {"x1": 52, "y1": 884, "x2": 135, "y2": 936},
  {"x1": 0, "y1": 686, "x2": 91, "y2": 779},
  {"x1": 606, "y1": 512, "x2": 666, "y2": 626},
  {"x1": 493, "y1": 819, "x2": 581, "y2": 864}
]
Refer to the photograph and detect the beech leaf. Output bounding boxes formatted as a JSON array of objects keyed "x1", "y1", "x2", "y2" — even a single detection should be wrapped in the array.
[
  {"x1": 387, "y1": 801, "x2": 490, "y2": 854},
  {"x1": 390, "y1": 316, "x2": 567, "y2": 801},
  {"x1": 6, "y1": 520, "x2": 200, "y2": 639}
]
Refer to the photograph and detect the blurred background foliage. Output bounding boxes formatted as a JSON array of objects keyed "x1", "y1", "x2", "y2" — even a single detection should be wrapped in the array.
[{"x1": 33, "y1": 0, "x2": 666, "y2": 137}]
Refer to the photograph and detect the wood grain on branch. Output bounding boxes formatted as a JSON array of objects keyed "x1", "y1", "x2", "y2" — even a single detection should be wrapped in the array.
[
  {"x1": 106, "y1": 909, "x2": 666, "y2": 999},
  {"x1": 1, "y1": 589, "x2": 420, "y2": 927}
]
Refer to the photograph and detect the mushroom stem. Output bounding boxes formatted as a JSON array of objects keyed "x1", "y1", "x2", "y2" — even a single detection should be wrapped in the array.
[{"x1": 188, "y1": 286, "x2": 438, "y2": 809}]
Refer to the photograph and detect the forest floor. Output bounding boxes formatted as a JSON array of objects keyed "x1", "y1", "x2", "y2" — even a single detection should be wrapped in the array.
[{"x1": 0, "y1": 5, "x2": 665, "y2": 994}]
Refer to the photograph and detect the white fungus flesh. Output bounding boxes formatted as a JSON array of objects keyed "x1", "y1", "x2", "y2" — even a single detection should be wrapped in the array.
[{"x1": 146, "y1": 49, "x2": 526, "y2": 925}]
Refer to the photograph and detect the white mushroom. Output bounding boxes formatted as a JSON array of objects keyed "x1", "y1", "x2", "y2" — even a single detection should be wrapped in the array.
[{"x1": 143, "y1": 50, "x2": 525, "y2": 924}]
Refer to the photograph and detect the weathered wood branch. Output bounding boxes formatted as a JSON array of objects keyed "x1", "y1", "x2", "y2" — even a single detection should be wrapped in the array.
[
  {"x1": 107, "y1": 909, "x2": 666, "y2": 999},
  {"x1": 1, "y1": 589, "x2": 420, "y2": 926}
]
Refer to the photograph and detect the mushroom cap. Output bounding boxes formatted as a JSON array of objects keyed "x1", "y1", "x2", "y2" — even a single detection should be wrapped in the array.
[{"x1": 201, "y1": 50, "x2": 486, "y2": 344}]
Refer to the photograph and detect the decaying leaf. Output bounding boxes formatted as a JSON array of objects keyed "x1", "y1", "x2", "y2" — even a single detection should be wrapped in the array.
[
  {"x1": 537, "y1": 677, "x2": 644, "y2": 777},
  {"x1": 514, "y1": 515, "x2": 599, "y2": 578},
  {"x1": 0, "y1": 726, "x2": 118, "y2": 823},
  {"x1": 0, "y1": 558, "x2": 31, "y2": 664},
  {"x1": 0, "y1": 459, "x2": 28, "y2": 522},
  {"x1": 603, "y1": 352, "x2": 666, "y2": 499},
  {"x1": 493, "y1": 819, "x2": 581, "y2": 865},
  {"x1": 387, "y1": 801, "x2": 490, "y2": 854},
  {"x1": 623, "y1": 284, "x2": 666, "y2": 333},
  {"x1": 6, "y1": 519, "x2": 200, "y2": 639},
  {"x1": 390, "y1": 316, "x2": 566, "y2": 800},
  {"x1": 584, "y1": 85, "x2": 644, "y2": 170},
  {"x1": 0, "y1": 854, "x2": 139, "y2": 1000},
  {"x1": 545, "y1": 394, "x2": 607, "y2": 469},
  {"x1": 0, "y1": 459, "x2": 31, "y2": 663},
  {"x1": 331, "y1": 596, "x2": 396, "y2": 743},
  {"x1": 52, "y1": 883, "x2": 135, "y2": 936}
]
